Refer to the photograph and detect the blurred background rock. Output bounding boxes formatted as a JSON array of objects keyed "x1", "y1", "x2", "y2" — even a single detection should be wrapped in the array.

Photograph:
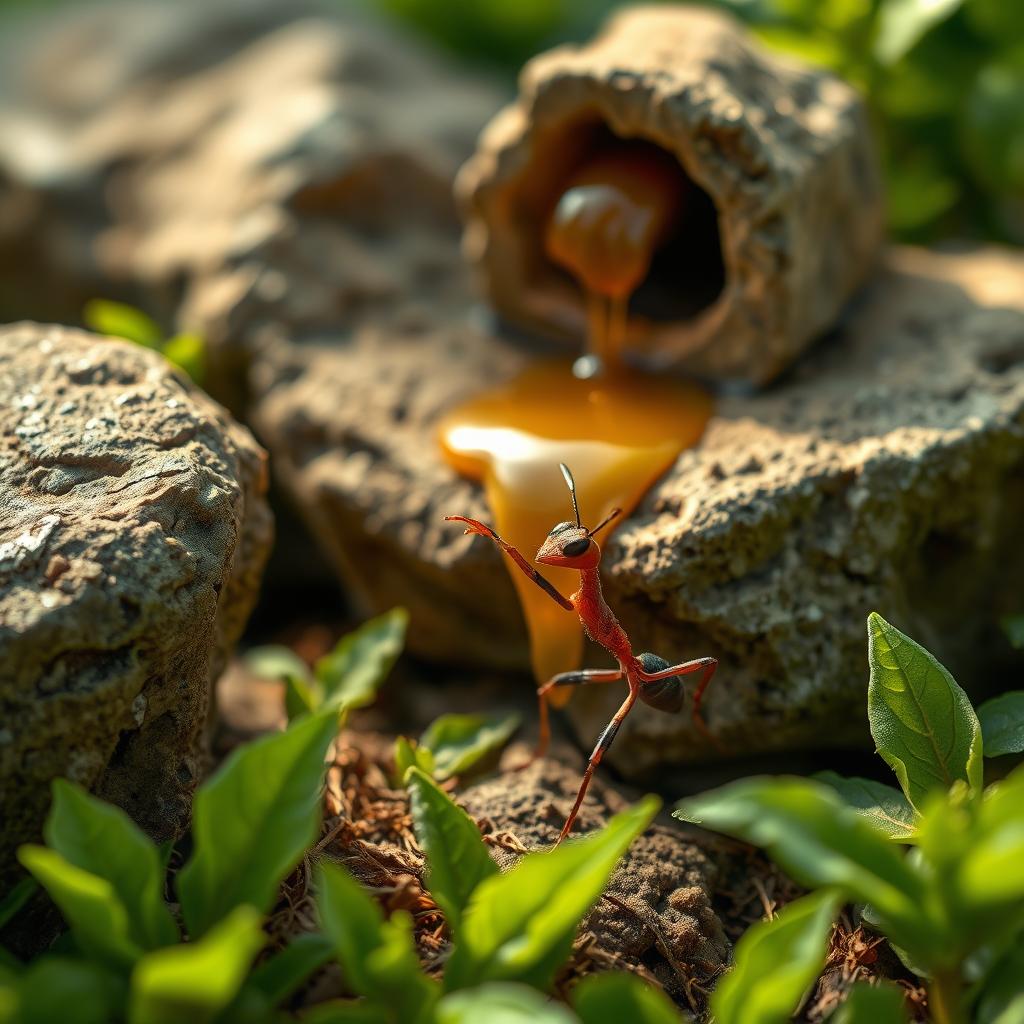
[{"x1": 2, "y1": 0, "x2": 1022, "y2": 246}]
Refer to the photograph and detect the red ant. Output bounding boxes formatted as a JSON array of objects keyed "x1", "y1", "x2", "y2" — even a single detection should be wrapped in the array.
[{"x1": 446, "y1": 463, "x2": 718, "y2": 846}]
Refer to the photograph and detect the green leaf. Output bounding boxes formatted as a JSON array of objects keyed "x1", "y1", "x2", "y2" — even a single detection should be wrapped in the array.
[
  {"x1": 299, "y1": 1001, "x2": 392, "y2": 1023},
  {"x1": 884, "y1": 162, "x2": 960, "y2": 232},
  {"x1": 316, "y1": 862, "x2": 439, "y2": 1024},
  {"x1": 445, "y1": 796, "x2": 660, "y2": 991},
  {"x1": 957, "y1": 768, "x2": 1024, "y2": 908},
  {"x1": 177, "y1": 709, "x2": 337, "y2": 937},
  {"x1": 975, "y1": 937, "x2": 1024, "y2": 1024},
  {"x1": 978, "y1": 693, "x2": 1024, "y2": 757},
  {"x1": 999, "y1": 614, "x2": 1024, "y2": 651},
  {"x1": 128, "y1": 905, "x2": 265, "y2": 1024},
  {"x1": 0, "y1": 878, "x2": 37, "y2": 930},
  {"x1": 405, "y1": 767, "x2": 497, "y2": 932},
  {"x1": 420, "y1": 712, "x2": 520, "y2": 780},
  {"x1": 814, "y1": 772, "x2": 919, "y2": 841},
  {"x1": 675, "y1": 778, "x2": 939, "y2": 961},
  {"x1": 16, "y1": 957, "x2": 125, "y2": 1024},
  {"x1": 874, "y1": 0, "x2": 963, "y2": 66},
  {"x1": 830, "y1": 981, "x2": 907, "y2": 1023},
  {"x1": 315, "y1": 609, "x2": 408, "y2": 713},
  {"x1": 711, "y1": 889, "x2": 840, "y2": 1024},
  {"x1": 438, "y1": 983, "x2": 579, "y2": 1023},
  {"x1": 572, "y1": 972, "x2": 683, "y2": 1023},
  {"x1": 161, "y1": 332, "x2": 205, "y2": 384},
  {"x1": 245, "y1": 646, "x2": 313, "y2": 686},
  {"x1": 17, "y1": 846, "x2": 141, "y2": 968},
  {"x1": 961, "y1": 60, "x2": 1024, "y2": 195},
  {"x1": 245, "y1": 933, "x2": 334, "y2": 1007},
  {"x1": 244, "y1": 645, "x2": 318, "y2": 719},
  {"x1": 83, "y1": 300, "x2": 162, "y2": 349},
  {"x1": 0, "y1": 971, "x2": 17, "y2": 1024},
  {"x1": 867, "y1": 613, "x2": 983, "y2": 808},
  {"x1": 394, "y1": 736, "x2": 435, "y2": 782},
  {"x1": 45, "y1": 780, "x2": 179, "y2": 949},
  {"x1": 286, "y1": 675, "x2": 322, "y2": 720}
]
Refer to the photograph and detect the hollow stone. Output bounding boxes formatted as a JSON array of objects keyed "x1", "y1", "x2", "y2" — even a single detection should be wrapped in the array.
[
  {"x1": 250, "y1": 245, "x2": 1024, "y2": 773},
  {"x1": 0, "y1": 323, "x2": 272, "y2": 887},
  {"x1": 457, "y1": 4, "x2": 885, "y2": 386}
]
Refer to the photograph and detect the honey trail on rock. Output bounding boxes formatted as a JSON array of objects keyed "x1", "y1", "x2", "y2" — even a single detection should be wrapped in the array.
[{"x1": 440, "y1": 145, "x2": 711, "y2": 698}]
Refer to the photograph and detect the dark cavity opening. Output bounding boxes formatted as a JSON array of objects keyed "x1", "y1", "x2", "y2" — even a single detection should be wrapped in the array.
[{"x1": 525, "y1": 120, "x2": 725, "y2": 324}]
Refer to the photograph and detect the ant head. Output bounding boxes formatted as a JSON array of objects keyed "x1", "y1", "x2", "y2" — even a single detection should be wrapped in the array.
[{"x1": 535, "y1": 464, "x2": 621, "y2": 570}]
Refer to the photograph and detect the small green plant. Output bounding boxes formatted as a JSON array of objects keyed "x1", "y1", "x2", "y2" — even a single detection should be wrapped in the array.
[
  {"x1": 1, "y1": 710, "x2": 340, "y2": 1023},
  {"x1": 83, "y1": 299, "x2": 205, "y2": 384},
  {"x1": 246, "y1": 608, "x2": 409, "y2": 722},
  {"x1": 394, "y1": 709, "x2": 521, "y2": 783},
  {"x1": 676, "y1": 612, "x2": 1024, "y2": 1024}
]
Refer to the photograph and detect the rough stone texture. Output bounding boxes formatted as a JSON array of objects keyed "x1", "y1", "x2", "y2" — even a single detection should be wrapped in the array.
[
  {"x1": 461, "y1": 746, "x2": 730, "y2": 1002},
  {"x1": 457, "y1": 4, "x2": 884, "y2": 386},
  {"x1": 0, "y1": 323, "x2": 272, "y2": 887},
  {"x1": 251, "y1": 246, "x2": 1024, "y2": 771},
  {"x1": 0, "y1": 0, "x2": 501, "y2": 409}
]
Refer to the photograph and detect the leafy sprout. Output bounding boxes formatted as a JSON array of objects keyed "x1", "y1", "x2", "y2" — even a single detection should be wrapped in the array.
[
  {"x1": 83, "y1": 300, "x2": 206, "y2": 384},
  {"x1": 246, "y1": 608, "x2": 409, "y2": 722},
  {"x1": 676, "y1": 612, "x2": 1024, "y2": 1022}
]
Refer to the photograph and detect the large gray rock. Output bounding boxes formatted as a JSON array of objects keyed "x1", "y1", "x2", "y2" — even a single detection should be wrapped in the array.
[
  {"x1": 458, "y1": 4, "x2": 884, "y2": 385},
  {"x1": 250, "y1": 245, "x2": 1024, "y2": 771},
  {"x1": 0, "y1": 323, "x2": 272, "y2": 886},
  {"x1": 0, "y1": 0, "x2": 502, "y2": 410}
]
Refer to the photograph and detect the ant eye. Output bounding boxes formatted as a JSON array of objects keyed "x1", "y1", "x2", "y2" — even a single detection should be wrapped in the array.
[{"x1": 561, "y1": 537, "x2": 591, "y2": 558}]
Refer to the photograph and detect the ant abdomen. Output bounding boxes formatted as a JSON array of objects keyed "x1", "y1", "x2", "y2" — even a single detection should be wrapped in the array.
[{"x1": 636, "y1": 652, "x2": 686, "y2": 713}]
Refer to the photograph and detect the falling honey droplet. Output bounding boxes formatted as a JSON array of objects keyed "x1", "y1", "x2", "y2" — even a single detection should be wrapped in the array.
[
  {"x1": 441, "y1": 143, "x2": 710, "y2": 701},
  {"x1": 546, "y1": 146, "x2": 686, "y2": 372}
]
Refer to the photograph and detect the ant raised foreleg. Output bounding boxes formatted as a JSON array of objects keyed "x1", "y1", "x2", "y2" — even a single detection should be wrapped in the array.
[{"x1": 444, "y1": 515, "x2": 574, "y2": 612}]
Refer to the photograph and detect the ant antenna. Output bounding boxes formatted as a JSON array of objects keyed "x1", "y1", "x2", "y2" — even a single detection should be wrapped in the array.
[
  {"x1": 559, "y1": 463, "x2": 581, "y2": 529},
  {"x1": 589, "y1": 507, "x2": 622, "y2": 538}
]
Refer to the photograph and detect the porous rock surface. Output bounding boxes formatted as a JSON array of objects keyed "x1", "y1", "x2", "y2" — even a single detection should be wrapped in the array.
[
  {"x1": 0, "y1": 323, "x2": 272, "y2": 886},
  {"x1": 0, "y1": 0, "x2": 501, "y2": 409},
  {"x1": 461, "y1": 746, "x2": 730, "y2": 1001},
  {"x1": 458, "y1": 4, "x2": 884, "y2": 385},
  {"x1": 253, "y1": 245, "x2": 1024, "y2": 772}
]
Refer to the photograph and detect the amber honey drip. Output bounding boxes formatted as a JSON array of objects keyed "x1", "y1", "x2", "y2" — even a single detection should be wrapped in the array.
[{"x1": 440, "y1": 146, "x2": 710, "y2": 698}]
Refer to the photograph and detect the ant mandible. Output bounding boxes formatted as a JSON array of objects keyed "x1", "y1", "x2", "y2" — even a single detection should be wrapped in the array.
[{"x1": 446, "y1": 463, "x2": 718, "y2": 846}]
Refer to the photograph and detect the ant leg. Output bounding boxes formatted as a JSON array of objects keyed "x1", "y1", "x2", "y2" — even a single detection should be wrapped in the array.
[
  {"x1": 637, "y1": 657, "x2": 720, "y2": 750},
  {"x1": 445, "y1": 515, "x2": 573, "y2": 611},
  {"x1": 512, "y1": 668, "x2": 623, "y2": 771},
  {"x1": 555, "y1": 688, "x2": 638, "y2": 847}
]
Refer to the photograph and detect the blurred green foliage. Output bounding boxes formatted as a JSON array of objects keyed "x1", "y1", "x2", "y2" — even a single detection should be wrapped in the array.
[
  {"x1": 374, "y1": 0, "x2": 1024, "y2": 244},
  {"x1": 722, "y1": 0, "x2": 1024, "y2": 243}
]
